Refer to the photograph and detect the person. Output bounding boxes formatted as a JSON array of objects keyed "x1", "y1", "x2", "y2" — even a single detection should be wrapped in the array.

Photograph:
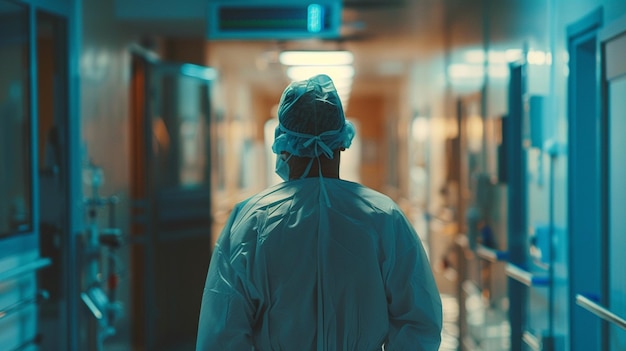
[{"x1": 196, "y1": 74, "x2": 442, "y2": 350}]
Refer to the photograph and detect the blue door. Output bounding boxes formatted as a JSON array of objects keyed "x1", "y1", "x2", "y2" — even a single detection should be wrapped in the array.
[
  {"x1": 567, "y1": 8, "x2": 603, "y2": 351},
  {"x1": 576, "y1": 15, "x2": 626, "y2": 351},
  {"x1": 603, "y1": 24, "x2": 626, "y2": 351}
]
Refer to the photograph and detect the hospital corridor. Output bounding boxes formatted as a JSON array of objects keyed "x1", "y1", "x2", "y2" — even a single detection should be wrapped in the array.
[{"x1": 1, "y1": 0, "x2": 626, "y2": 350}]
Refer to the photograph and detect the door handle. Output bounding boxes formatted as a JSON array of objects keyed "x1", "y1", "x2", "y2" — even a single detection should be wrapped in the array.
[
  {"x1": 522, "y1": 330, "x2": 541, "y2": 351},
  {"x1": 0, "y1": 258, "x2": 52, "y2": 283}
]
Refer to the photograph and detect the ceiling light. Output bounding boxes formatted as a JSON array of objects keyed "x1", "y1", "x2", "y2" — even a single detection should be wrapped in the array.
[
  {"x1": 448, "y1": 64, "x2": 484, "y2": 79},
  {"x1": 286, "y1": 65, "x2": 355, "y2": 81},
  {"x1": 505, "y1": 49, "x2": 523, "y2": 62},
  {"x1": 279, "y1": 50, "x2": 354, "y2": 66},
  {"x1": 464, "y1": 50, "x2": 485, "y2": 64},
  {"x1": 464, "y1": 49, "x2": 523, "y2": 64}
]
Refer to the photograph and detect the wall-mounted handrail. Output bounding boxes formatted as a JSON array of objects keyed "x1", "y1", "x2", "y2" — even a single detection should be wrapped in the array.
[
  {"x1": 81, "y1": 289, "x2": 104, "y2": 320},
  {"x1": 476, "y1": 244, "x2": 509, "y2": 262},
  {"x1": 505, "y1": 263, "x2": 549, "y2": 287},
  {"x1": 522, "y1": 330, "x2": 541, "y2": 351},
  {"x1": 576, "y1": 294, "x2": 626, "y2": 330},
  {"x1": 0, "y1": 290, "x2": 49, "y2": 320},
  {"x1": 0, "y1": 257, "x2": 52, "y2": 283}
]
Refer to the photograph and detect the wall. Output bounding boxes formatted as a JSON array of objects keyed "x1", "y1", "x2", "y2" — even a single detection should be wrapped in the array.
[
  {"x1": 345, "y1": 93, "x2": 386, "y2": 191},
  {"x1": 407, "y1": 0, "x2": 626, "y2": 349},
  {"x1": 80, "y1": 0, "x2": 135, "y2": 348}
]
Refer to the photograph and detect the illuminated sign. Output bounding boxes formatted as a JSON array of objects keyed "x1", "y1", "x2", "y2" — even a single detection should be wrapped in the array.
[{"x1": 207, "y1": 1, "x2": 342, "y2": 40}]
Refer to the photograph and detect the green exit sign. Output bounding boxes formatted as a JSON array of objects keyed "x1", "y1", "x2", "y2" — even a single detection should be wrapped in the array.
[{"x1": 207, "y1": 1, "x2": 342, "y2": 40}]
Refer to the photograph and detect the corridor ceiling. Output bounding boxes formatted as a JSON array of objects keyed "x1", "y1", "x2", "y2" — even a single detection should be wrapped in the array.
[
  {"x1": 203, "y1": 0, "x2": 448, "y2": 99},
  {"x1": 118, "y1": 0, "x2": 451, "y2": 100}
]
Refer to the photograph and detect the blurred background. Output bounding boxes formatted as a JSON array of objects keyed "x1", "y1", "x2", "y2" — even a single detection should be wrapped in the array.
[{"x1": 1, "y1": 0, "x2": 626, "y2": 350}]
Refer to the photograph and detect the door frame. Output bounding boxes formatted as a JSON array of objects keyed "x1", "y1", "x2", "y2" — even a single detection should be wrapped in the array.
[
  {"x1": 599, "y1": 12, "x2": 626, "y2": 350},
  {"x1": 507, "y1": 60, "x2": 529, "y2": 351},
  {"x1": 566, "y1": 7, "x2": 604, "y2": 351},
  {"x1": 9, "y1": 1, "x2": 82, "y2": 350},
  {"x1": 129, "y1": 55, "x2": 216, "y2": 349}
]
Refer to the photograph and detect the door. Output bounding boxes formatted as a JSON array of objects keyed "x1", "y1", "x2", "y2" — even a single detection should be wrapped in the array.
[
  {"x1": 130, "y1": 58, "x2": 215, "y2": 350},
  {"x1": 35, "y1": 9, "x2": 70, "y2": 351},
  {"x1": 567, "y1": 8, "x2": 603, "y2": 351},
  {"x1": 602, "y1": 19, "x2": 626, "y2": 351},
  {"x1": 0, "y1": 3, "x2": 42, "y2": 350},
  {"x1": 0, "y1": 0, "x2": 63, "y2": 350},
  {"x1": 506, "y1": 62, "x2": 529, "y2": 351}
]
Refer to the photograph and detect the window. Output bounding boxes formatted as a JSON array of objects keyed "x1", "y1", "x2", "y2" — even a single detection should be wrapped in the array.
[{"x1": 0, "y1": 0, "x2": 32, "y2": 237}]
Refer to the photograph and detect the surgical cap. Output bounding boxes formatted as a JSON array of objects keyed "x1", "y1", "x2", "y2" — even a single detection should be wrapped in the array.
[{"x1": 272, "y1": 74, "x2": 355, "y2": 159}]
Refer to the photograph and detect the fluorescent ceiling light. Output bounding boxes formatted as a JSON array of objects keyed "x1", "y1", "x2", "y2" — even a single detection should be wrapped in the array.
[
  {"x1": 464, "y1": 49, "x2": 524, "y2": 64},
  {"x1": 448, "y1": 64, "x2": 484, "y2": 79},
  {"x1": 448, "y1": 63, "x2": 509, "y2": 80},
  {"x1": 286, "y1": 65, "x2": 355, "y2": 81},
  {"x1": 505, "y1": 49, "x2": 523, "y2": 62},
  {"x1": 285, "y1": 64, "x2": 355, "y2": 108},
  {"x1": 464, "y1": 50, "x2": 485, "y2": 64},
  {"x1": 279, "y1": 51, "x2": 354, "y2": 66},
  {"x1": 527, "y1": 50, "x2": 551, "y2": 65}
]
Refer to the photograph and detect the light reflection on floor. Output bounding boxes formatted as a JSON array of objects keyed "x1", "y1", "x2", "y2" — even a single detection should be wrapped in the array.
[
  {"x1": 440, "y1": 291, "x2": 511, "y2": 351},
  {"x1": 440, "y1": 294, "x2": 460, "y2": 350}
]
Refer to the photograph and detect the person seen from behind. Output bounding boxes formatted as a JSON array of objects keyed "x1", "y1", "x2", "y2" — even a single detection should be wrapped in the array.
[{"x1": 196, "y1": 74, "x2": 443, "y2": 350}]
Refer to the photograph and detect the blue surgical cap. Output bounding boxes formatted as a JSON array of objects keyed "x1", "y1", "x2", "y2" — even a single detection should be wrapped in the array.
[{"x1": 272, "y1": 74, "x2": 355, "y2": 159}]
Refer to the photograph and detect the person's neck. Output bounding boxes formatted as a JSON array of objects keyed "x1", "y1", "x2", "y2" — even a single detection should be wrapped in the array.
[{"x1": 288, "y1": 152, "x2": 341, "y2": 180}]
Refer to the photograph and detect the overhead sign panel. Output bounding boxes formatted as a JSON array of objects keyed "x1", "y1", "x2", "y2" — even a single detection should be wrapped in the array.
[{"x1": 207, "y1": 1, "x2": 342, "y2": 40}]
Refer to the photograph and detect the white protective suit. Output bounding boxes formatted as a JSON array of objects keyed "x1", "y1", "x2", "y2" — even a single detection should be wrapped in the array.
[{"x1": 196, "y1": 177, "x2": 443, "y2": 350}]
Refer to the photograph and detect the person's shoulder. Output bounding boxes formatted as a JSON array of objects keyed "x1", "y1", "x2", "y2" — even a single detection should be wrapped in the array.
[
  {"x1": 350, "y1": 183, "x2": 393, "y2": 202},
  {"x1": 232, "y1": 182, "x2": 295, "y2": 216},
  {"x1": 221, "y1": 184, "x2": 291, "y2": 242},
  {"x1": 333, "y1": 180, "x2": 401, "y2": 214}
]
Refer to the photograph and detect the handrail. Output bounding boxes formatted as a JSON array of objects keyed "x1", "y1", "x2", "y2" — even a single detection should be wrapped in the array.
[
  {"x1": 505, "y1": 263, "x2": 549, "y2": 287},
  {"x1": 476, "y1": 244, "x2": 509, "y2": 262},
  {"x1": 522, "y1": 331, "x2": 541, "y2": 351},
  {"x1": 576, "y1": 294, "x2": 626, "y2": 330},
  {"x1": 0, "y1": 290, "x2": 49, "y2": 320},
  {"x1": 0, "y1": 257, "x2": 52, "y2": 282},
  {"x1": 81, "y1": 286, "x2": 109, "y2": 320}
]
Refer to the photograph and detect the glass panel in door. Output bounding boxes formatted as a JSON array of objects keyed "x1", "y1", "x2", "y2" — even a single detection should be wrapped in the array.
[
  {"x1": 140, "y1": 63, "x2": 214, "y2": 350},
  {"x1": 36, "y1": 9, "x2": 69, "y2": 351},
  {"x1": 608, "y1": 66, "x2": 626, "y2": 351},
  {"x1": 606, "y1": 30, "x2": 626, "y2": 351},
  {"x1": 0, "y1": 0, "x2": 31, "y2": 238}
]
